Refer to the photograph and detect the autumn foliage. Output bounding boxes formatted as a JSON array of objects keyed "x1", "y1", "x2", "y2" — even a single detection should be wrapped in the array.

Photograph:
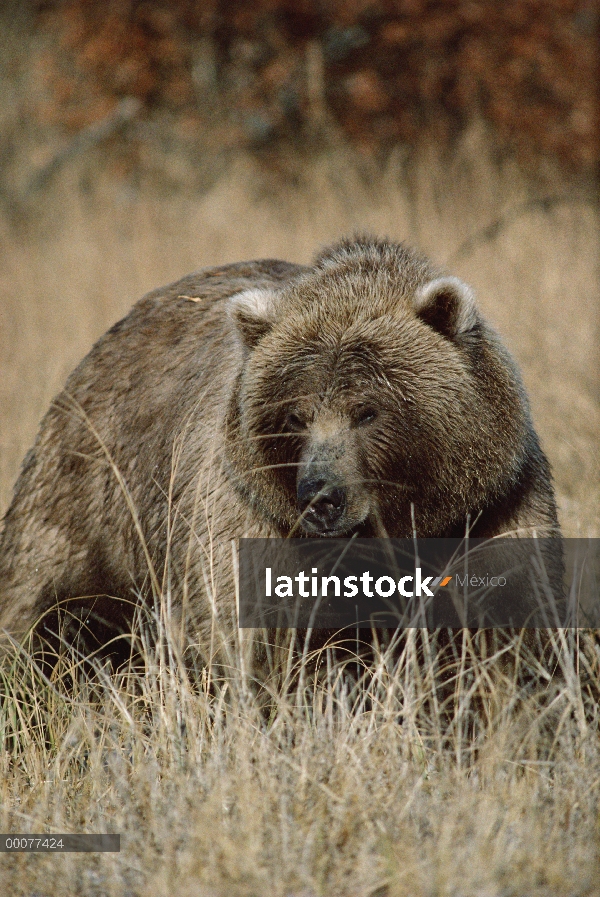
[{"x1": 31, "y1": 0, "x2": 600, "y2": 178}]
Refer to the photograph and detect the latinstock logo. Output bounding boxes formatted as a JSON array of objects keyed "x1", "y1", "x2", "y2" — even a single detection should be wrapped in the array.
[
  {"x1": 265, "y1": 566, "x2": 454, "y2": 599},
  {"x1": 238, "y1": 537, "x2": 588, "y2": 629}
]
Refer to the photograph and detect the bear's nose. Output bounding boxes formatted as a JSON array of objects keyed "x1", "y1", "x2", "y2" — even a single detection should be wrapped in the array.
[{"x1": 297, "y1": 478, "x2": 346, "y2": 531}]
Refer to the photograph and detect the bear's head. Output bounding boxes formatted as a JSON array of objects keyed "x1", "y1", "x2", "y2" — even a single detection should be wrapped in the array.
[{"x1": 225, "y1": 238, "x2": 530, "y2": 538}]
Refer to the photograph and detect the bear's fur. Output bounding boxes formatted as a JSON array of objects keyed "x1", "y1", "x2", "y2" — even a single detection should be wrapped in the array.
[{"x1": 0, "y1": 238, "x2": 560, "y2": 651}]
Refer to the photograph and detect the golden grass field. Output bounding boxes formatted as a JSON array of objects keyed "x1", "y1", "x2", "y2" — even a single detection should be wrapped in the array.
[{"x1": 0, "y1": 129, "x2": 599, "y2": 896}]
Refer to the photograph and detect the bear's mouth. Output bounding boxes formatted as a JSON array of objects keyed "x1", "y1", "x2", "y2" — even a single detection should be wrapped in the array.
[
  {"x1": 294, "y1": 476, "x2": 373, "y2": 537},
  {"x1": 300, "y1": 519, "x2": 355, "y2": 537},
  {"x1": 298, "y1": 514, "x2": 371, "y2": 538}
]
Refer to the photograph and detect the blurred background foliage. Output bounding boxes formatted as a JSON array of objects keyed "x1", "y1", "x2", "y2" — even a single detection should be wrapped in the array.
[{"x1": 1, "y1": 0, "x2": 598, "y2": 198}]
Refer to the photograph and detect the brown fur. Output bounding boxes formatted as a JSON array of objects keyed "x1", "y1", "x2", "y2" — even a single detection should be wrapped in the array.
[{"x1": 0, "y1": 238, "x2": 559, "y2": 651}]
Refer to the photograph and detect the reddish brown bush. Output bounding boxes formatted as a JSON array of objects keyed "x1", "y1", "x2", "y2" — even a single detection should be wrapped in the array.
[{"x1": 33, "y1": 0, "x2": 599, "y2": 176}]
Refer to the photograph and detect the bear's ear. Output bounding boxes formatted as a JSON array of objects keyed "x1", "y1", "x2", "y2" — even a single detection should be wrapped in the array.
[
  {"x1": 414, "y1": 276, "x2": 477, "y2": 338},
  {"x1": 229, "y1": 288, "x2": 278, "y2": 349}
]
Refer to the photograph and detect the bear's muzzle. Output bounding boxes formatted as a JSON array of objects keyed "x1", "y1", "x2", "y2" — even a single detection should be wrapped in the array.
[{"x1": 297, "y1": 477, "x2": 347, "y2": 534}]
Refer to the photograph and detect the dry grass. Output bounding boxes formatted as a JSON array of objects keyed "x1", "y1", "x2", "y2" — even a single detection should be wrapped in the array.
[
  {"x1": 0, "y1": 128, "x2": 599, "y2": 895},
  {"x1": 1, "y1": 608, "x2": 600, "y2": 896}
]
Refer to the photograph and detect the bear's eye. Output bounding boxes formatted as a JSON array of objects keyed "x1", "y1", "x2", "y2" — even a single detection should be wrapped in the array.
[
  {"x1": 355, "y1": 406, "x2": 378, "y2": 427},
  {"x1": 285, "y1": 412, "x2": 307, "y2": 433}
]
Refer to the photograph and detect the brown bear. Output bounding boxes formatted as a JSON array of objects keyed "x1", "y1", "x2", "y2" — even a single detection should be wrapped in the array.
[{"x1": 0, "y1": 237, "x2": 560, "y2": 653}]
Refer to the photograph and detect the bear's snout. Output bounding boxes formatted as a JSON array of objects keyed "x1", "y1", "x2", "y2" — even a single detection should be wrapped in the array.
[{"x1": 297, "y1": 477, "x2": 347, "y2": 534}]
